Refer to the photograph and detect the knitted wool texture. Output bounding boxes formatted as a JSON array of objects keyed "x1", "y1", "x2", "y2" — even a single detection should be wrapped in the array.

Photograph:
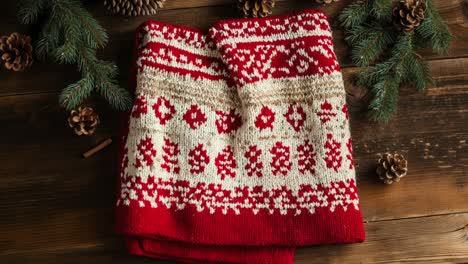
[{"x1": 116, "y1": 9, "x2": 365, "y2": 264}]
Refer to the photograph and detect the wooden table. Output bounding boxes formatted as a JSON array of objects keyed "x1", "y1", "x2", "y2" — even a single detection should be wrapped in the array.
[{"x1": 1, "y1": 0, "x2": 467, "y2": 263}]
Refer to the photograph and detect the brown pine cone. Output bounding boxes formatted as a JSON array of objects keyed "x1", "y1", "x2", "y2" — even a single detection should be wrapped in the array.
[
  {"x1": 68, "y1": 107, "x2": 100, "y2": 136},
  {"x1": 0, "y1": 33, "x2": 33, "y2": 72},
  {"x1": 376, "y1": 153, "x2": 408, "y2": 184},
  {"x1": 314, "y1": 0, "x2": 339, "y2": 4},
  {"x1": 238, "y1": 0, "x2": 276, "y2": 18},
  {"x1": 104, "y1": 0, "x2": 165, "y2": 16},
  {"x1": 392, "y1": 0, "x2": 426, "y2": 32}
]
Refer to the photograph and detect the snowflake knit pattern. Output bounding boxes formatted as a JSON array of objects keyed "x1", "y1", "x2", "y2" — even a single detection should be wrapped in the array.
[{"x1": 117, "y1": 9, "x2": 365, "y2": 264}]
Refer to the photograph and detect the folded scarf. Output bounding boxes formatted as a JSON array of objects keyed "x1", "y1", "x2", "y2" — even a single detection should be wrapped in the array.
[{"x1": 116, "y1": 9, "x2": 365, "y2": 264}]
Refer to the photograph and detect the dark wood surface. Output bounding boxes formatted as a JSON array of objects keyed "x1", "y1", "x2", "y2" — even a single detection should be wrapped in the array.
[{"x1": 0, "y1": 0, "x2": 467, "y2": 263}]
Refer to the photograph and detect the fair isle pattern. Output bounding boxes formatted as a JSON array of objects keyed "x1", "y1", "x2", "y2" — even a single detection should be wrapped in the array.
[
  {"x1": 118, "y1": 12, "x2": 362, "y2": 217},
  {"x1": 209, "y1": 11, "x2": 339, "y2": 87}
]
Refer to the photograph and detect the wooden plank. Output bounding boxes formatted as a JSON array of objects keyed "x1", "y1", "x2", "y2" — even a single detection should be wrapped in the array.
[
  {"x1": 0, "y1": 1, "x2": 466, "y2": 96},
  {"x1": 1, "y1": 247, "x2": 171, "y2": 264},
  {"x1": 343, "y1": 57, "x2": 468, "y2": 220},
  {"x1": 4, "y1": 26, "x2": 465, "y2": 98},
  {"x1": 1, "y1": 0, "x2": 464, "y2": 17},
  {"x1": 0, "y1": 93, "x2": 120, "y2": 254},
  {"x1": 295, "y1": 213, "x2": 468, "y2": 264},
  {"x1": 1, "y1": 213, "x2": 467, "y2": 263},
  {"x1": 0, "y1": 57, "x2": 466, "y2": 254},
  {"x1": 0, "y1": 0, "x2": 466, "y2": 263}
]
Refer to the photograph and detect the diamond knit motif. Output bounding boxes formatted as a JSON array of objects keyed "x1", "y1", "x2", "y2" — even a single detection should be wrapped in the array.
[
  {"x1": 215, "y1": 109, "x2": 242, "y2": 134},
  {"x1": 183, "y1": 104, "x2": 207, "y2": 129},
  {"x1": 153, "y1": 97, "x2": 176, "y2": 125},
  {"x1": 284, "y1": 104, "x2": 307, "y2": 132}
]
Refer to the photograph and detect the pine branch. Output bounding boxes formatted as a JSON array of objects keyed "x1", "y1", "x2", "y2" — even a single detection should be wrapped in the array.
[
  {"x1": 68, "y1": 0, "x2": 108, "y2": 48},
  {"x1": 59, "y1": 77, "x2": 94, "y2": 110},
  {"x1": 18, "y1": 0, "x2": 46, "y2": 24},
  {"x1": 18, "y1": 0, "x2": 132, "y2": 111},
  {"x1": 54, "y1": 42, "x2": 78, "y2": 64},
  {"x1": 390, "y1": 34, "x2": 413, "y2": 78},
  {"x1": 340, "y1": 0, "x2": 452, "y2": 123},
  {"x1": 357, "y1": 62, "x2": 392, "y2": 87},
  {"x1": 350, "y1": 25, "x2": 396, "y2": 67},
  {"x1": 76, "y1": 45, "x2": 98, "y2": 73},
  {"x1": 344, "y1": 25, "x2": 373, "y2": 46},
  {"x1": 415, "y1": 0, "x2": 451, "y2": 54},
  {"x1": 362, "y1": 34, "x2": 411, "y2": 122},
  {"x1": 338, "y1": 1, "x2": 371, "y2": 29},
  {"x1": 99, "y1": 83, "x2": 133, "y2": 111},
  {"x1": 371, "y1": 0, "x2": 393, "y2": 22},
  {"x1": 368, "y1": 77, "x2": 400, "y2": 123},
  {"x1": 35, "y1": 17, "x2": 61, "y2": 60},
  {"x1": 357, "y1": 34, "x2": 411, "y2": 85},
  {"x1": 402, "y1": 53, "x2": 433, "y2": 90}
]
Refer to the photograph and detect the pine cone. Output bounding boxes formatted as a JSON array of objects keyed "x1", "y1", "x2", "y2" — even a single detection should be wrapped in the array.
[
  {"x1": 68, "y1": 107, "x2": 100, "y2": 136},
  {"x1": 392, "y1": 0, "x2": 426, "y2": 32},
  {"x1": 314, "y1": 0, "x2": 339, "y2": 4},
  {"x1": 238, "y1": 0, "x2": 276, "y2": 18},
  {"x1": 0, "y1": 33, "x2": 33, "y2": 72},
  {"x1": 376, "y1": 153, "x2": 408, "y2": 184},
  {"x1": 104, "y1": 0, "x2": 165, "y2": 16}
]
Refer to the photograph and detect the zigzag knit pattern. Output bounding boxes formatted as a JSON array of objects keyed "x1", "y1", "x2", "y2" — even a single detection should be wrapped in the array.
[{"x1": 116, "y1": 9, "x2": 365, "y2": 264}]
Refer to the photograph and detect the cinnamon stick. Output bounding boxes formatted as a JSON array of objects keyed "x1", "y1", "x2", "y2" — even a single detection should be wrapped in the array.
[{"x1": 83, "y1": 138, "x2": 113, "y2": 158}]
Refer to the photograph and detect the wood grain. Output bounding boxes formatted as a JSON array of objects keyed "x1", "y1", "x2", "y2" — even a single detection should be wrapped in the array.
[
  {"x1": 0, "y1": 57, "x2": 466, "y2": 256},
  {"x1": 1, "y1": 213, "x2": 467, "y2": 263},
  {"x1": 295, "y1": 213, "x2": 468, "y2": 264},
  {"x1": 0, "y1": 0, "x2": 467, "y2": 263},
  {"x1": 0, "y1": 1, "x2": 466, "y2": 96}
]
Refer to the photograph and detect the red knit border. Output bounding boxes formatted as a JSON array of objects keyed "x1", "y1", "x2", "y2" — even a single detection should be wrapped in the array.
[
  {"x1": 135, "y1": 20, "x2": 232, "y2": 83},
  {"x1": 209, "y1": 8, "x2": 341, "y2": 87},
  {"x1": 125, "y1": 237, "x2": 295, "y2": 264},
  {"x1": 138, "y1": 20, "x2": 212, "y2": 49},
  {"x1": 117, "y1": 176, "x2": 360, "y2": 216},
  {"x1": 210, "y1": 9, "x2": 331, "y2": 42},
  {"x1": 116, "y1": 205, "x2": 365, "y2": 246}
]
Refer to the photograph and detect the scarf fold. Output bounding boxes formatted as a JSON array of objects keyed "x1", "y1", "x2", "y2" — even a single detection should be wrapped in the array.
[{"x1": 117, "y1": 9, "x2": 365, "y2": 264}]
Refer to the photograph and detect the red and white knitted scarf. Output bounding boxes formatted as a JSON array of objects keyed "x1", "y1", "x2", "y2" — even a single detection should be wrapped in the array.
[{"x1": 116, "y1": 9, "x2": 365, "y2": 264}]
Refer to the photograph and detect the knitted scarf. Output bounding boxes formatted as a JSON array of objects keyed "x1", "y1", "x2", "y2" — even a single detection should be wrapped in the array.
[{"x1": 116, "y1": 9, "x2": 365, "y2": 264}]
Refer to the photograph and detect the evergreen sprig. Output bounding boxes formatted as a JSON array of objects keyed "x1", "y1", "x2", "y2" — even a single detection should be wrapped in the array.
[
  {"x1": 18, "y1": 0, "x2": 132, "y2": 111},
  {"x1": 339, "y1": 0, "x2": 451, "y2": 122}
]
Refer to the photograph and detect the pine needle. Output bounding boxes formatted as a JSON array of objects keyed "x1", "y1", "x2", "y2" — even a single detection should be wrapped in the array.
[
  {"x1": 59, "y1": 78, "x2": 94, "y2": 110},
  {"x1": 371, "y1": 0, "x2": 393, "y2": 22},
  {"x1": 350, "y1": 27, "x2": 396, "y2": 67},
  {"x1": 415, "y1": 0, "x2": 451, "y2": 54},
  {"x1": 18, "y1": 0, "x2": 46, "y2": 24},
  {"x1": 18, "y1": 0, "x2": 132, "y2": 111},
  {"x1": 369, "y1": 78, "x2": 400, "y2": 123},
  {"x1": 339, "y1": 0, "x2": 452, "y2": 122},
  {"x1": 338, "y1": 1, "x2": 371, "y2": 29}
]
